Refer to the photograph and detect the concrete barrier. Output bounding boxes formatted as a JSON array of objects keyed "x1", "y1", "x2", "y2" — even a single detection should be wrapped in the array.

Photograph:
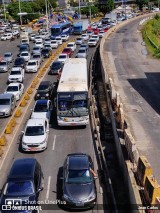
[
  {"x1": 144, "y1": 175, "x2": 160, "y2": 204},
  {"x1": 0, "y1": 135, "x2": 7, "y2": 146},
  {"x1": 137, "y1": 156, "x2": 153, "y2": 187},
  {"x1": 124, "y1": 129, "x2": 139, "y2": 163},
  {"x1": 14, "y1": 108, "x2": 22, "y2": 117},
  {"x1": 20, "y1": 99, "x2": 27, "y2": 107}
]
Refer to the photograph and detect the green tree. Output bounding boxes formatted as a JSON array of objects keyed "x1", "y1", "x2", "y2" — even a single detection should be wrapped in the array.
[
  {"x1": 98, "y1": 0, "x2": 114, "y2": 13},
  {"x1": 136, "y1": 0, "x2": 148, "y2": 10}
]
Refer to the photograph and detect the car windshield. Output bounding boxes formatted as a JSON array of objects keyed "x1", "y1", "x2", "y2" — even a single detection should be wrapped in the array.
[
  {"x1": 42, "y1": 49, "x2": 49, "y2": 53},
  {"x1": 0, "y1": 62, "x2": 7, "y2": 66},
  {"x1": 89, "y1": 39, "x2": 95, "y2": 42},
  {"x1": 0, "y1": 99, "x2": 10, "y2": 105},
  {"x1": 66, "y1": 169, "x2": 92, "y2": 184},
  {"x1": 33, "y1": 55, "x2": 40, "y2": 59},
  {"x1": 59, "y1": 55, "x2": 66, "y2": 59},
  {"x1": 38, "y1": 85, "x2": 49, "y2": 90},
  {"x1": 5, "y1": 181, "x2": 34, "y2": 196},
  {"x1": 7, "y1": 86, "x2": 18, "y2": 91},
  {"x1": 63, "y1": 48, "x2": 70, "y2": 52},
  {"x1": 34, "y1": 104, "x2": 48, "y2": 112},
  {"x1": 77, "y1": 38, "x2": 82, "y2": 41},
  {"x1": 28, "y1": 62, "x2": 36, "y2": 66},
  {"x1": 67, "y1": 44, "x2": 73, "y2": 47},
  {"x1": 4, "y1": 53, "x2": 11, "y2": 57},
  {"x1": 33, "y1": 47, "x2": 40, "y2": 50},
  {"x1": 51, "y1": 63, "x2": 61, "y2": 69},
  {"x1": 25, "y1": 126, "x2": 44, "y2": 136},
  {"x1": 21, "y1": 53, "x2": 29, "y2": 56},
  {"x1": 51, "y1": 41, "x2": 56, "y2": 43},
  {"x1": 10, "y1": 71, "x2": 21, "y2": 75},
  {"x1": 78, "y1": 49, "x2": 85, "y2": 53}
]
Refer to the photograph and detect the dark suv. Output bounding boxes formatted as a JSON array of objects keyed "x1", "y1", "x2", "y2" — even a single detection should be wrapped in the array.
[
  {"x1": 35, "y1": 81, "x2": 54, "y2": 100},
  {"x1": 14, "y1": 57, "x2": 25, "y2": 68},
  {"x1": 0, "y1": 158, "x2": 44, "y2": 208}
]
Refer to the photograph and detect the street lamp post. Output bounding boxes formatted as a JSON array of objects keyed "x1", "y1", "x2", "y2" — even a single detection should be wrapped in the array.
[
  {"x1": 45, "y1": 0, "x2": 49, "y2": 31},
  {"x1": 79, "y1": 0, "x2": 81, "y2": 20},
  {"x1": 18, "y1": 0, "x2": 22, "y2": 26},
  {"x1": 2, "y1": 0, "x2": 6, "y2": 21}
]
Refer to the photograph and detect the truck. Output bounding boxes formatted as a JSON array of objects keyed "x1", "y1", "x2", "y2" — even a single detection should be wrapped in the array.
[
  {"x1": 72, "y1": 20, "x2": 89, "y2": 35},
  {"x1": 20, "y1": 31, "x2": 29, "y2": 45}
]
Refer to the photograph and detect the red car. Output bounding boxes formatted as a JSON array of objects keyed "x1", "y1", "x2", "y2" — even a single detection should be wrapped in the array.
[
  {"x1": 93, "y1": 28, "x2": 99, "y2": 35},
  {"x1": 62, "y1": 48, "x2": 73, "y2": 57},
  {"x1": 103, "y1": 27, "x2": 109, "y2": 32}
]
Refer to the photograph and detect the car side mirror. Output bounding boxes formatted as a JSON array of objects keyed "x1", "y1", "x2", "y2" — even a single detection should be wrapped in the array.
[
  {"x1": 60, "y1": 177, "x2": 64, "y2": 180},
  {"x1": 94, "y1": 176, "x2": 98, "y2": 180},
  {"x1": 46, "y1": 130, "x2": 49, "y2": 133},
  {"x1": 37, "y1": 187, "x2": 43, "y2": 193},
  {"x1": 21, "y1": 131, "x2": 24, "y2": 134},
  {"x1": 30, "y1": 109, "x2": 33, "y2": 111}
]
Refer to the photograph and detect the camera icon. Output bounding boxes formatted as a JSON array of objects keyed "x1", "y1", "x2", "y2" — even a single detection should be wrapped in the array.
[
  {"x1": 2, "y1": 205, "x2": 12, "y2": 210},
  {"x1": 5, "y1": 199, "x2": 22, "y2": 206}
]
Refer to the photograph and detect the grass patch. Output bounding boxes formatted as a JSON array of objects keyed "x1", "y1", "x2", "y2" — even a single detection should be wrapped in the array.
[{"x1": 141, "y1": 15, "x2": 160, "y2": 58}]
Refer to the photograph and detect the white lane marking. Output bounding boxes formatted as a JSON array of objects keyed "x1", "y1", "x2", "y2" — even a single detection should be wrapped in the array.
[
  {"x1": 52, "y1": 135, "x2": 56, "y2": 150},
  {"x1": 46, "y1": 176, "x2": 51, "y2": 200}
]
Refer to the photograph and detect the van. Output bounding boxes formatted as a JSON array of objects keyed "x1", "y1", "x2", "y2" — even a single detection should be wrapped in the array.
[
  {"x1": 0, "y1": 158, "x2": 44, "y2": 206},
  {"x1": 0, "y1": 93, "x2": 16, "y2": 117}
]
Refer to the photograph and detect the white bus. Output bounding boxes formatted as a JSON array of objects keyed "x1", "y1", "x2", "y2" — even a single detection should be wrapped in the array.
[{"x1": 56, "y1": 58, "x2": 89, "y2": 126}]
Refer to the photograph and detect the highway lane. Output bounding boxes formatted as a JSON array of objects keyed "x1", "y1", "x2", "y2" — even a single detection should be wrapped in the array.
[
  {"x1": 103, "y1": 18, "x2": 160, "y2": 179},
  {"x1": 0, "y1": 41, "x2": 104, "y2": 212}
]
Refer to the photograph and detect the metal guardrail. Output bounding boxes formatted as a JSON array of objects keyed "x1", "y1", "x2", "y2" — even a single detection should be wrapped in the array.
[{"x1": 145, "y1": 30, "x2": 160, "y2": 50}]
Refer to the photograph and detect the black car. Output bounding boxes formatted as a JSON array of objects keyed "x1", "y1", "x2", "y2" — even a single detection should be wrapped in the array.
[
  {"x1": 0, "y1": 158, "x2": 44, "y2": 210},
  {"x1": 35, "y1": 81, "x2": 54, "y2": 100},
  {"x1": 41, "y1": 48, "x2": 52, "y2": 58},
  {"x1": 48, "y1": 61, "x2": 64, "y2": 75},
  {"x1": 14, "y1": 57, "x2": 25, "y2": 68},
  {"x1": 61, "y1": 153, "x2": 97, "y2": 209}
]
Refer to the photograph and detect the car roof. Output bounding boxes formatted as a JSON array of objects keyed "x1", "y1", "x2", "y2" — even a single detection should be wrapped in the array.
[
  {"x1": 8, "y1": 158, "x2": 37, "y2": 180},
  {"x1": 11, "y1": 67, "x2": 22, "y2": 71},
  {"x1": 67, "y1": 42, "x2": 75, "y2": 45},
  {"x1": 4, "y1": 52, "x2": 12, "y2": 55},
  {"x1": 0, "y1": 93, "x2": 13, "y2": 99},
  {"x1": 28, "y1": 60, "x2": 37, "y2": 63},
  {"x1": 67, "y1": 153, "x2": 89, "y2": 170},
  {"x1": 59, "y1": 53, "x2": 67, "y2": 56},
  {"x1": 26, "y1": 118, "x2": 46, "y2": 126}
]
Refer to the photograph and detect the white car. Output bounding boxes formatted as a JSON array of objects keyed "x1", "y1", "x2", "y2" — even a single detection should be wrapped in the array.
[
  {"x1": 67, "y1": 42, "x2": 76, "y2": 51},
  {"x1": 88, "y1": 38, "x2": 98, "y2": 47},
  {"x1": 12, "y1": 30, "x2": 19, "y2": 36},
  {"x1": 5, "y1": 82, "x2": 24, "y2": 101},
  {"x1": 56, "y1": 36, "x2": 63, "y2": 45},
  {"x1": 76, "y1": 37, "x2": 84, "y2": 45},
  {"x1": 31, "y1": 100, "x2": 52, "y2": 121},
  {"x1": 44, "y1": 38, "x2": 51, "y2": 45},
  {"x1": 19, "y1": 51, "x2": 31, "y2": 62},
  {"x1": 40, "y1": 32, "x2": 49, "y2": 39},
  {"x1": 61, "y1": 34, "x2": 69, "y2": 41},
  {"x1": 99, "y1": 31, "x2": 105, "y2": 38},
  {"x1": 8, "y1": 67, "x2": 24, "y2": 83},
  {"x1": 21, "y1": 118, "x2": 49, "y2": 152},
  {"x1": 58, "y1": 53, "x2": 69, "y2": 63},
  {"x1": 34, "y1": 36, "x2": 43, "y2": 43},
  {"x1": 32, "y1": 53, "x2": 43, "y2": 67},
  {"x1": 1, "y1": 33, "x2": 12, "y2": 40},
  {"x1": 26, "y1": 60, "x2": 39, "y2": 73},
  {"x1": 81, "y1": 34, "x2": 89, "y2": 41},
  {"x1": 87, "y1": 30, "x2": 93, "y2": 37},
  {"x1": 35, "y1": 41, "x2": 44, "y2": 49},
  {"x1": 91, "y1": 35, "x2": 99, "y2": 42},
  {"x1": 30, "y1": 33, "x2": 36, "y2": 41},
  {"x1": 50, "y1": 40, "x2": 58, "y2": 49}
]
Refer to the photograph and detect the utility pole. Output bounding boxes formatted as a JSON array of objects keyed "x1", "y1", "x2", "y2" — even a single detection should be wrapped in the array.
[
  {"x1": 45, "y1": 0, "x2": 49, "y2": 31},
  {"x1": 18, "y1": 0, "x2": 22, "y2": 26},
  {"x1": 2, "y1": 0, "x2": 6, "y2": 21}
]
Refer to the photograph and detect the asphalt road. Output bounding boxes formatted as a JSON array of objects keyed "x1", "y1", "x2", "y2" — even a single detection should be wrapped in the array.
[
  {"x1": 0, "y1": 37, "x2": 104, "y2": 212},
  {"x1": 103, "y1": 18, "x2": 160, "y2": 180}
]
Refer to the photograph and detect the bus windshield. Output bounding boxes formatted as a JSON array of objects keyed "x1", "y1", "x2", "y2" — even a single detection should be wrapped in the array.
[
  {"x1": 51, "y1": 27, "x2": 61, "y2": 36},
  {"x1": 57, "y1": 93, "x2": 88, "y2": 117}
]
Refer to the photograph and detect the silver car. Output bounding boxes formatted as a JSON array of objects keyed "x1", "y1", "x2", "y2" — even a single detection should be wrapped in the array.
[
  {"x1": 0, "y1": 60, "x2": 9, "y2": 72},
  {"x1": 76, "y1": 48, "x2": 88, "y2": 58},
  {"x1": 0, "y1": 93, "x2": 16, "y2": 117},
  {"x1": 3, "y1": 52, "x2": 13, "y2": 63}
]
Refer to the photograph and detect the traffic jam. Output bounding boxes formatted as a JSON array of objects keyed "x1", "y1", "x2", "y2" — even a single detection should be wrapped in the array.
[{"x1": 0, "y1": 18, "x2": 113, "y2": 211}]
